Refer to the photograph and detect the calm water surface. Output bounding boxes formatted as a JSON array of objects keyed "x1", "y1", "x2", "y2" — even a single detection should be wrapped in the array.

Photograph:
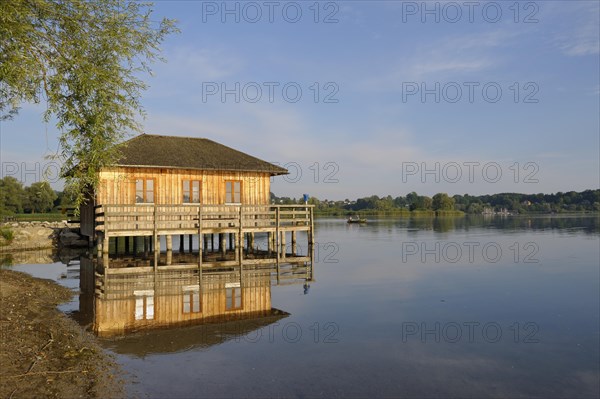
[{"x1": 6, "y1": 215, "x2": 599, "y2": 398}]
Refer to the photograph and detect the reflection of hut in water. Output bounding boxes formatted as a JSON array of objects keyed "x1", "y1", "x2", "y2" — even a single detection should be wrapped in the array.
[
  {"x1": 78, "y1": 257, "x2": 310, "y2": 338},
  {"x1": 100, "y1": 310, "x2": 289, "y2": 357}
]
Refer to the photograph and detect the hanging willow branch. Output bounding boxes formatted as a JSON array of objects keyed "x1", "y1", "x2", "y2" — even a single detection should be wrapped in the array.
[{"x1": 0, "y1": 0, "x2": 178, "y2": 212}]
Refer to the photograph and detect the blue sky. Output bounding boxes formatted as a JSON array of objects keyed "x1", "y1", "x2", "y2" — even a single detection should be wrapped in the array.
[{"x1": 1, "y1": 0, "x2": 598, "y2": 200}]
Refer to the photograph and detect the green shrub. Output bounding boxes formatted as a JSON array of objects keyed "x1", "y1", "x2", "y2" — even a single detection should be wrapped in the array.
[{"x1": 0, "y1": 228, "x2": 15, "y2": 244}]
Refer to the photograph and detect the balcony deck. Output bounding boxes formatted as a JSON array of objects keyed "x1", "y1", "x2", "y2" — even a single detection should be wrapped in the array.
[
  {"x1": 95, "y1": 204, "x2": 314, "y2": 237},
  {"x1": 94, "y1": 204, "x2": 315, "y2": 270}
]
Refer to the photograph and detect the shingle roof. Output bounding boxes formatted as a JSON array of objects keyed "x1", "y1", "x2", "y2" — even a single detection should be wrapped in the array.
[{"x1": 116, "y1": 134, "x2": 288, "y2": 175}]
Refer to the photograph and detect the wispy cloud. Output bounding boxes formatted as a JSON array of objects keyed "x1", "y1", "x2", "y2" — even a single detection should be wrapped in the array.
[
  {"x1": 549, "y1": 2, "x2": 599, "y2": 56},
  {"x1": 145, "y1": 44, "x2": 244, "y2": 98},
  {"x1": 358, "y1": 29, "x2": 520, "y2": 91},
  {"x1": 167, "y1": 45, "x2": 243, "y2": 80},
  {"x1": 535, "y1": 152, "x2": 568, "y2": 159}
]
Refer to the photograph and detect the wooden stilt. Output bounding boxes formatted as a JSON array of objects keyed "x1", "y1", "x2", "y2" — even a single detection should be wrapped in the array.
[
  {"x1": 153, "y1": 234, "x2": 158, "y2": 270},
  {"x1": 198, "y1": 206, "x2": 203, "y2": 272},
  {"x1": 268, "y1": 232, "x2": 273, "y2": 254},
  {"x1": 143, "y1": 236, "x2": 149, "y2": 259},
  {"x1": 275, "y1": 207, "x2": 280, "y2": 275},
  {"x1": 103, "y1": 235, "x2": 109, "y2": 255},
  {"x1": 219, "y1": 233, "x2": 226, "y2": 257},
  {"x1": 280, "y1": 231, "x2": 286, "y2": 259},
  {"x1": 310, "y1": 207, "x2": 315, "y2": 246},
  {"x1": 237, "y1": 207, "x2": 243, "y2": 267},
  {"x1": 198, "y1": 206, "x2": 204, "y2": 290},
  {"x1": 102, "y1": 252, "x2": 109, "y2": 273}
]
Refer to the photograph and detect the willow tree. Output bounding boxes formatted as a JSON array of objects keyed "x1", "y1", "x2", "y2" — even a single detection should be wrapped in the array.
[
  {"x1": 0, "y1": 0, "x2": 177, "y2": 210},
  {"x1": 432, "y1": 193, "x2": 455, "y2": 211}
]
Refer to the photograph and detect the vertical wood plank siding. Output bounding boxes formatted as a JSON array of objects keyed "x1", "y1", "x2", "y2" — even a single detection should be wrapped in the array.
[
  {"x1": 94, "y1": 272, "x2": 273, "y2": 336},
  {"x1": 97, "y1": 167, "x2": 271, "y2": 205}
]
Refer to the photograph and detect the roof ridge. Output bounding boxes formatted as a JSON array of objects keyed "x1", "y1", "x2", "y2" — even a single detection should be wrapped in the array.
[
  {"x1": 135, "y1": 133, "x2": 209, "y2": 140},
  {"x1": 115, "y1": 134, "x2": 288, "y2": 175}
]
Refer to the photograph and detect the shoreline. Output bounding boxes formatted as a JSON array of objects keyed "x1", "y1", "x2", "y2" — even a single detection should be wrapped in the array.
[{"x1": 0, "y1": 269, "x2": 123, "y2": 398}]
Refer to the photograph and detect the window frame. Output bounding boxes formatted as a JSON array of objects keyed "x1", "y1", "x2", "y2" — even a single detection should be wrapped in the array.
[
  {"x1": 225, "y1": 180, "x2": 242, "y2": 204},
  {"x1": 135, "y1": 178, "x2": 156, "y2": 204},
  {"x1": 134, "y1": 290, "x2": 155, "y2": 320},
  {"x1": 182, "y1": 289, "x2": 201, "y2": 314},
  {"x1": 225, "y1": 285, "x2": 243, "y2": 311},
  {"x1": 182, "y1": 179, "x2": 202, "y2": 204}
]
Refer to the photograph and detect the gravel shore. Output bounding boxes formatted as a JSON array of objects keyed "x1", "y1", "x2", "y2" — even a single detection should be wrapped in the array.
[{"x1": 0, "y1": 269, "x2": 123, "y2": 398}]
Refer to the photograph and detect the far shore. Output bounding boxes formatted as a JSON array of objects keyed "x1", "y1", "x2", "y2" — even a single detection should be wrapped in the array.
[{"x1": 313, "y1": 210, "x2": 600, "y2": 217}]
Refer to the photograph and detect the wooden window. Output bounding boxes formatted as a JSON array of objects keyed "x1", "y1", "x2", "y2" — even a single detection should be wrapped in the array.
[
  {"x1": 134, "y1": 291, "x2": 154, "y2": 320},
  {"x1": 182, "y1": 180, "x2": 201, "y2": 203},
  {"x1": 225, "y1": 180, "x2": 241, "y2": 204},
  {"x1": 135, "y1": 178, "x2": 155, "y2": 203},
  {"x1": 182, "y1": 289, "x2": 201, "y2": 313},
  {"x1": 226, "y1": 284, "x2": 242, "y2": 310}
]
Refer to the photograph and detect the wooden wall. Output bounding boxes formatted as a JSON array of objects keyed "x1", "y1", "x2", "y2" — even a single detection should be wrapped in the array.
[
  {"x1": 94, "y1": 272, "x2": 273, "y2": 336},
  {"x1": 96, "y1": 167, "x2": 272, "y2": 205}
]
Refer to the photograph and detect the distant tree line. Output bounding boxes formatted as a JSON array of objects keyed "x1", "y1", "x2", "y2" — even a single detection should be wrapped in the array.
[
  {"x1": 271, "y1": 189, "x2": 600, "y2": 215},
  {"x1": 0, "y1": 177, "x2": 72, "y2": 215}
]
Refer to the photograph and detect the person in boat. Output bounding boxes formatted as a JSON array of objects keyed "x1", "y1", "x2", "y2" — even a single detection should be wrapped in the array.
[{"x1": 348, "y1": 215, "x2": 364, "y2": 222}]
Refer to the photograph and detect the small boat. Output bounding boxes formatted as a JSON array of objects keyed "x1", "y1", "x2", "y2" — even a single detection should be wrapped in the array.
[{"x1": 347, "y1": 216, "x2": 367, "y2": 224}]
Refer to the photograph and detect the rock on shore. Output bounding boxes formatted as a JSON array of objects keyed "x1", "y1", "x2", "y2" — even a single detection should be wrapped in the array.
[{"x1": 0, "y1": 222, "x2": 89, "y2": 252}]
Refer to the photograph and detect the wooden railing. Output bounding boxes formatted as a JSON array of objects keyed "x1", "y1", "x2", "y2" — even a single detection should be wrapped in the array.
[{"x1": 95, "y1": 204, "x2": 314, "y2": 236}]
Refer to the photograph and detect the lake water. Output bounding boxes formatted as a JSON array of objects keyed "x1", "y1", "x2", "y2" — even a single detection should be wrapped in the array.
[{"x1": 4, "y1": 215, "x2": 599, "y2": 398}]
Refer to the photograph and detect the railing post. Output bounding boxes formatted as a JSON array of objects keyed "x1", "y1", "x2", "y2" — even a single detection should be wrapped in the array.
[
  {"x1": 238, "y1": 206, "x2": 243, "y2": 270},
  {"x1": 102, "y1": 207, "x2": 109, "y2": 256},
  {"x1": 275, "y1": 206, "x2": 280, "y2": 273},
  {"x1": 198, "y1": 205, "x2": 203, "y2": 277},
  {"x1": 309, "y1": 206, "x2": 315, "y2": 246},
  {"x1": 153, "y1": 204, "x2": 158, "y2": 272},
  {"x1": 280, "y1": 230, "x2": 286, "y2": 260}
]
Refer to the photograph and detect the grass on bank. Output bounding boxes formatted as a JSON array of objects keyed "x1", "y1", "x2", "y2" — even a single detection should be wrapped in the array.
[{"x1": 2, "y1": 212, "x2": 67, "y2": 222}]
